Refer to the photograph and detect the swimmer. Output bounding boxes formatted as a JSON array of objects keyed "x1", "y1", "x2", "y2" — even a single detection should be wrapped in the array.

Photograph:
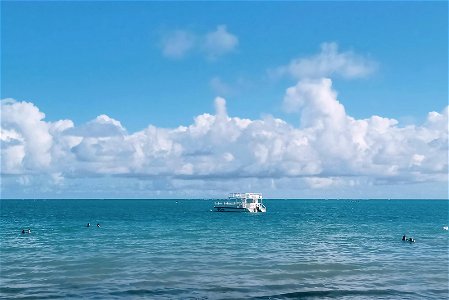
[
  {"x1": 97, "y1": 223, "x2": 100, "y2": 228},
  {"x1": 22, "y1": 229, "x2": 25, "y2": 234},
  {"x1": 443, "y1": 226, "x2": 448, "y2": 231},
  {"x1": 86, "y1": 223, "x2": 90, "y2": 227},
  {"x1": 407, "y1": 237, "x2": 415, "y2": 243},
  {"x1": 27, "y1": 229, "x2": 31, "y2": 234},
  {"x1": 402, "y1": 235, "x2": 406, "y2": 241}
]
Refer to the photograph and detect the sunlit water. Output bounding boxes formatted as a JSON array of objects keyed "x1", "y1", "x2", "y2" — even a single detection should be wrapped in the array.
[{"x1": 1, "y1": 199, "x2": 448, "y2": 299}]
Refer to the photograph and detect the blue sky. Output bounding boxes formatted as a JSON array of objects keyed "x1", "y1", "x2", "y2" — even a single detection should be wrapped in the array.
[{"x1": 1, "y1": 2, "x2": 448, "y2": 199}]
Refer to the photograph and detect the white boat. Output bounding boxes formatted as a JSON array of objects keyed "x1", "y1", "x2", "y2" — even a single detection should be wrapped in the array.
[{"x1": 213, "y1": 193, "x2": 266, "y2": 213}]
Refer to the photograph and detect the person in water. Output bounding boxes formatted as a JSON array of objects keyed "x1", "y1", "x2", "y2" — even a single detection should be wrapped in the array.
[
  {"x1": 22, "y1": 229, "x2": 25, "y2": 234},
  {"x1": 86, "y1": 223, "x2": 90, "y2": 227},
  {"x1": 402, "y1": 235, "x2": 406, "y2": 241},
  {"x1": 97, "y1": 223, "x2": 100, "y2": 228}
]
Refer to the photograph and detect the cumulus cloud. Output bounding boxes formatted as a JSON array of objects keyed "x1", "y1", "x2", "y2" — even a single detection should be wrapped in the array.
[
  {"x1": 273, "y1": 42, "x2": 377, "y2": 79},
  {"x1": 283, "y1": 79, "x2": 448, "y2": 183},
  {"x1": 160, "y1": 25, "x2": 238, "y2": 60},
  {"x1": 1, "y1": 99, "x2": 52, "y2": 173},
  {"x1": 283, "y1": 78, "x2": 346, "y2": 129},
  {"x1": 68, "y1": 114, "x2": 126, "y2": 138},
  {"x1": 1, "y1": 89, "x2": 447, "y2": 198}
]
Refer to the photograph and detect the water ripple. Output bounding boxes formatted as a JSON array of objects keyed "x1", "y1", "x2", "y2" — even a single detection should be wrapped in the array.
[{"x1": 1, "y1": 199, "x2": 448, "y2": 299}]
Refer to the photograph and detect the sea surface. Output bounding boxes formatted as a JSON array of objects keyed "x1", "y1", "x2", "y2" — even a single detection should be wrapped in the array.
[{"x1": 0, "y1": 199, "x2": 448, "y2": 299}]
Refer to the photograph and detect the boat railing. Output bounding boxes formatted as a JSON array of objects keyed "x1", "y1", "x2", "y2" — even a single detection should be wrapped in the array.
[
  {"x1": 214, "y1": 201, "x2": 244, "y2": 206},
  {"x1": 228, "y1": 193, "x2": 245, "y2": 199},
  {"x1": 228, "y1": 192, "x2": 263, "y2": 200}
]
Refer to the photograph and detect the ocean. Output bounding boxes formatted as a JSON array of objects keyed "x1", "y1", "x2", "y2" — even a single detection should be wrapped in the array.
[{"x1": 0, "y1": 199, "x2": 448, "y2": 299}]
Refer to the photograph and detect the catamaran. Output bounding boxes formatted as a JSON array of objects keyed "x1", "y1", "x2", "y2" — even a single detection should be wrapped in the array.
[{"x1": 213, "y1": 193, "x2": 266, "y2": 213}]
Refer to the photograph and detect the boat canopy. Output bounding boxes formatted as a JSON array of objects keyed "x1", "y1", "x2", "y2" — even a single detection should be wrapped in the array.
[{"x1": 229, "y1": 193, "x2": 263, "y2": 202}]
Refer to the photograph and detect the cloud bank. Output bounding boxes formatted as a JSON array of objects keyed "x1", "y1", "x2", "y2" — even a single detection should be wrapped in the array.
[
  {"x1": 161, "y1": 25, "x2": 238, "y2": 59},
  {"x1": 1, "y1": 82, "x2": 447, "y2": 197},
  {"x1": 1, "y1": 42, "x2": 446, "y2": 198}
]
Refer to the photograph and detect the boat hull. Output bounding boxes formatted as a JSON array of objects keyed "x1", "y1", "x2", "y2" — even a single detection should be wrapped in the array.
[
  {"x1": 213, "y1": 206, "x2": 266, "y2": 213},
  {"x1": 213, "y1": 206, "x2": 248, "y2": 212}
]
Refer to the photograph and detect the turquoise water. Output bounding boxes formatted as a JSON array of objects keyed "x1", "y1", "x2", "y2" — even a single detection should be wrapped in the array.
[{"x1": 1, "y1": 199, "x2": 448, "y2": 299}]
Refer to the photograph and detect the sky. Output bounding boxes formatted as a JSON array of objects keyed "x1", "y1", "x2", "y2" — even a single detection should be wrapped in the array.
[{"x1": 1, "y1": 1, "x2": 448, "y2": 199}]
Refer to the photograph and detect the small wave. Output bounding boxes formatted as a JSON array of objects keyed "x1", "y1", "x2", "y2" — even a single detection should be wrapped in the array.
[
  {"x1": 109, "y1": 288, "x2": 186, "y2": 297},
  {"x1": 255, "y1": 288, "x2": 416, "y2": 299},
  {"x1": 0, "y1": 287, "x2": 65, "y2": 299}
]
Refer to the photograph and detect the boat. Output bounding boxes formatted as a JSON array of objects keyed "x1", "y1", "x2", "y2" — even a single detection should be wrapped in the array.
[{"x1": 213, "y1": 193, "x2": 266, "y2": 213}]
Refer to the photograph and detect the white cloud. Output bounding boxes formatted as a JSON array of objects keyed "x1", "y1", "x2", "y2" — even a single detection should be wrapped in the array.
[
  {"x1": 304, "y1": 177, "x2": 342, "y2": 189},
  {"x1": 283, "y1": 78, "x2": 346, "y2": 130},
  {"x1": 282, "y1": 78, "x2": 448, "y2": 183},
  {"x1": 68, "y1": 114, "x2": 126, "y2": 138},
  {"x1": 1, "y1": 91, "x2": 447, "y2": 197},
  {"x1": 273, "y1": 42, "x2": 377, "y2": 80},
  {"x1": 161, "y1": 30, "x2": 196, "y2": 59},
  {"x1": 202, "y1": 25, "x2": 238, "y2": 59},
  {"x1": 160, "y1": 25, "x2": 238, "y2": 60},
  {"x1": 1, "y1": 99, "x2": 53, "y2": 173}
]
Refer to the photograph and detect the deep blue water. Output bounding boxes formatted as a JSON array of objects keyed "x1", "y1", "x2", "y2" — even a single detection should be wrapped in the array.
[{"x1": 0, "y1": 199, "x2": 448, "y2": 299}]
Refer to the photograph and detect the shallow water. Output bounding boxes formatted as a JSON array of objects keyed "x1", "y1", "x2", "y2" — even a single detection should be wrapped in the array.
[{"x1": 1, "y1": 199, "x2": 448, "y2": 299}]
